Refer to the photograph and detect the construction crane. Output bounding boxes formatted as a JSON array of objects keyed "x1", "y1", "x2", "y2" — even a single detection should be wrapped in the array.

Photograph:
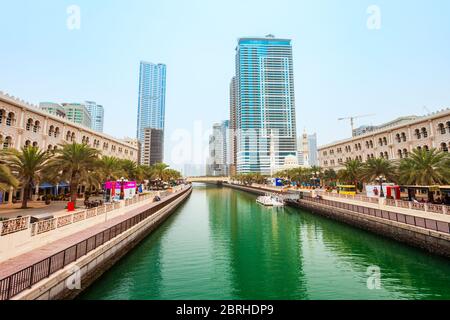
[{"x1": 338, "y1": 114, "x2": 376, "y2": 136}]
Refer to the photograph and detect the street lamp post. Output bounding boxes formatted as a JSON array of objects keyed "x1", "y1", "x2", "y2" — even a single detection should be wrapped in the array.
[
  {"x1": 120, "y1": 177, "x2": 125, "y2": 200},
  {"x1": 376, "y1": 175, "x2": 386, "y2": 198}
]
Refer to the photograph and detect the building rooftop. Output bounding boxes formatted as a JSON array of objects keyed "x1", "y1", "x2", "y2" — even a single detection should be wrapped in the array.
[{"x1": 319, "y1": 108, "x2": 450, "y2": 150}]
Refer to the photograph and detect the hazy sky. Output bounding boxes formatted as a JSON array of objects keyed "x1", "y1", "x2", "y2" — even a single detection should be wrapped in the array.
[{"x1": 1, "y1": 0, "x2": 450, "y2": 170}]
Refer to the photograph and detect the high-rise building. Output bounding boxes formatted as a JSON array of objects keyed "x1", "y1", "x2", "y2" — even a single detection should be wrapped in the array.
[
  {"x1": 206, "y1": 121, "x2": 230, "y2": 176},
  {"x1": 297, "y1": 131, "x2": 318, "y2": 167},
  {"x1": 141, "y1": 128, "x2": 164, "y2": 166},
  {"x1": 229, "y1": 76, "x2": 238, "y2": 176},
  {"x1": 308, "y1": 133, "x2": 318, "y2": 166},
  {"x1": 39, "y1": 102, "x2": 66, "y2": 118},
  {"x1": 85, "y1": 101, "x2": 104, "y2": 133},
  {"x1": 61, "y1": 103, "x2": 92, "y2": 128},
  {"x1": 234, "y1": 35, "x2": 298, "y2": 174},
  {"x1": 137, "y1": 61, "x2": 166, "y2": 151}
]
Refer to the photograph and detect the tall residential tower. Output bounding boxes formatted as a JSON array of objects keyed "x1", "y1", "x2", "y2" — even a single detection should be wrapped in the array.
[
  {"x1": 137, "y1": 61, "x2": 167, "y2": 165},
  {"x1": 85, "y1": 101, "x2": 104, "y2": 133},
  {"x1": 233, "y1": 35, "x2": 298, "y2": 174}
]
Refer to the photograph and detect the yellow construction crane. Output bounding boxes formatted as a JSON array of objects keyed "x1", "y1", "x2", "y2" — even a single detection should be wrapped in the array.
[{"x1": 338, "y1": 114, "x2": 376, "y2": 136}]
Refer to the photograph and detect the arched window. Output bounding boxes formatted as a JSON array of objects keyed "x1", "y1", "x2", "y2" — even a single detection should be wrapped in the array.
[
  {"x1": 421, "y1": 127, "x2": 428, "y2": 138},
  {"x1": 423, "y1": 145, "x2": 429, "y2": 151},
  {"x1": 25, "y1": 140, "x2": 31, "y2": 147},
  {"x1": 383, "y1": 137, "x2": 388, "y2": 145},
  {"x1": 54, "y1": 127, "x2": 60, "y2": 138},
  {"x1": 396, "y1": 134, "x2": 401, "y2": 143},
  {"x1": 415, "y1": 129, "x2": 421, "y2": 139},
  {"x1": 33, "y1": 121, "x2": 40, "y2": 133},
  {"x1": 403, "y1": 149, "x2": 408, "y2": 157},
  {"x1": 398, "y1": 149, "x2": 403, "y2": 159},
  {"x1": 3, "y1": 136, "x2": 12, "y2": 149},
  {"x1": 66, "y1": 131, "x2": 71, "y2": 141},
  {"x1": 71, "y1": 132, "x2": 76, "y2": 142},
  {"x1": 378, "y1": 138, "x2": 383, "y2": 146},
  {"x1": 0, "y1": 109, "x2": 5, "y2": 124},
  {"x1": 380, "y1": 152, "x2": 384, "y2": 158},
  {"x1": 6, "y1": 112, "x2": 15, "y2": 126},
  {"x1": 32, "y1": 142, "x2": 38, "y2": 147},
  {"x1": 401, "y1": 132, "x2": 407, "y2": 142},
  {"x1": 438, "y1": 123, "x2": 446, "y2": 134},
  {"x1": 47, "y1": 144, "x2": 53, "y2": 151},
  {"x1": 369, "y1": 140, "x2": 373, "y2": 148},
  {"x1": 441, "y1": 142, "x2": 448, "y2": 152},
  {"x1": 48, "y1": 125, "x2": 55, "y2": 137},
  {"x1": 417, "y1": 146, "x2": 422, "y2": 151},
  {"x1": 384, "y1": 152, "x2": 389, "y2": 159},
  {"x1": 26, "y1": 118, "x2": 33, "y2": 131}
]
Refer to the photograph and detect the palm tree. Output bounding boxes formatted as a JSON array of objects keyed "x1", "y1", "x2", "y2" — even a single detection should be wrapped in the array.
[
  {"x1": 338, "y1": 159, "x2": 364, "y2": 192},
  {"x1": 5, "y1": 146, "x2": 51, "y2": 209},
  {"x1": 98, "y1": 156, "x2": 123, "y2": 182},
  {"x1": 361, "y1": 158, "x2": 398, "y2": 197},
  {"x1": 0, "y1": 149, "x2": 19, "y2": 193},
  {"x1": 120, "y1": 159, "x2": 138, "y2": 180},
  {"x1": 152, "y1": 163, "x2": 169, "y2": 181},
  {"x1": 398, "y1": 148, "x2": 450, "y2": 186},
  {"x1": 323, "y1": 169, "x2": 337, "y2": 187},
  {"x1": 45, "y1": 143, "x2": 100, "y2": 202}
]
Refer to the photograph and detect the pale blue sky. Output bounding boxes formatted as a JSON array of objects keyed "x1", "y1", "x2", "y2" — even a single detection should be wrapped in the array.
[{"x1": 1, "y1": 0, "x2": 450, "y2": 170}]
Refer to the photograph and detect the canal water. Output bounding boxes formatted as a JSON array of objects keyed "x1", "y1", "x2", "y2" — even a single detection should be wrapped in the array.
[{"x1": 79, "y1": 184, "x2": 450, "y2": 300}]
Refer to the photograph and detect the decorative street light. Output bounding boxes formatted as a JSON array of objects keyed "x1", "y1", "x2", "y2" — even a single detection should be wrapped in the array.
[
  {"x1": 119, "y1": 177, "x2": 125, "y2": 200},
  {"x1": 376, "y1": 175, "x2": 386, "y2": 197}
]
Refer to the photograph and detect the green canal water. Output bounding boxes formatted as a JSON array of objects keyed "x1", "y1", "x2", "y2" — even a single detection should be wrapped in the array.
[{"x1": 79, "y1": 184, "x2": 450, "y2": 300}]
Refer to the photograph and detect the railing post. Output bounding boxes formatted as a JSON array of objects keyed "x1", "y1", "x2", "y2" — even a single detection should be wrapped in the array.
[
  {"x1": 47, "y1": 258, "x2": 52, "y2": 277},
  {"x1": 29, "y1": 265, "x2": 35, "y2": 288}
]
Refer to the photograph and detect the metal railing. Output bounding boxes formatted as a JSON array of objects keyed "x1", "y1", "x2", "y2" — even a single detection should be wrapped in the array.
[
  {"x1": 0, "y1": 186, "x2": 191, "y2": 300},
  {"x1": 318, "y1": 191, "x2": 450, "y2": 215},
  {"x1": 0, "y1": 193, "x2": 156, "y2": 238},
  {"x1": 298, "y1": 195, "x2": 450, "y2": 235}
]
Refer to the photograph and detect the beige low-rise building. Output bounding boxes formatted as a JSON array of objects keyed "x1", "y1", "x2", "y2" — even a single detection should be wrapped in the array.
[
  {"x1": 318, "y1": 109, "x2": 450, "y2": 170},
  {"x1": 0, "y1": 91, "x2": 138, "y2": 161}
]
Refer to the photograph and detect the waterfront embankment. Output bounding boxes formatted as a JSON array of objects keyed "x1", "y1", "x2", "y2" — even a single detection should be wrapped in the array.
[
  {"x1": 225, "y1": 183, "x2": 450, "y2": 258},
  {"x1": 0, "y1": 185, "x2": 192, "y2": 300}
]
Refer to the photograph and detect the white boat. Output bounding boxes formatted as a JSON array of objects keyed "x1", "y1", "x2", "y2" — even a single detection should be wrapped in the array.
[{"x1": 256, "y1": 193, "x2": 285, "y2": 207}]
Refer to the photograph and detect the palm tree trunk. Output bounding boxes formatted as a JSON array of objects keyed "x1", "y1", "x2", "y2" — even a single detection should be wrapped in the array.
[
  {"x1": 70, "y1": 181, "x2": 78, "y2": 203},
  {"x1": 379, "y1": 180, "x2": 384, "y2": 197},
  {"x1": 21, "y1": 184, "x2": 30, "y2": 209}
]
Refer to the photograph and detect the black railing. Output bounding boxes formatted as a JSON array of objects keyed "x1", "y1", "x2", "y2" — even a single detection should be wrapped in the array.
[
  {"x1": 0, "y1": 187, "x2": 191, "y2": 300},
  {"x1": 296, "y1": 196, "x2": 450, "y2": 235}
]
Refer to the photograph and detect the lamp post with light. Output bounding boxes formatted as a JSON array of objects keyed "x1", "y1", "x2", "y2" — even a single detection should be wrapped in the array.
[{"x1": 376, "y1": 175, "x2": 386, "y2": 197}]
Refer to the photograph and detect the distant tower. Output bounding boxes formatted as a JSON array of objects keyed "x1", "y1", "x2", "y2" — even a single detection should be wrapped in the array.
[
  {"x1": 85, "y1": 101, "x2": 104, "y2": 133},
  {"x1": 137, "y1": 61, "x2": 166, "y2": 164}
]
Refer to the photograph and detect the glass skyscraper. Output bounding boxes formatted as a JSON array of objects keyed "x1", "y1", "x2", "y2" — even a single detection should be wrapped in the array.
[
  {"x1": 137, "y1": 61, "x2": 166, "y2": 164},
  {"x1": 85, "y1": 101, "x2": 104, "y2": 133},
  {"x1": 234, "y1": 35, "x2": 297, "y2": 174}
]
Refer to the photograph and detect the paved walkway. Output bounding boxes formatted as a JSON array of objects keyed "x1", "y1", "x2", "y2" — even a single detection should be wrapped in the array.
[
  {"x1": 0, "y1": 188, "x2": 188, "y2": 279},
  {"x1": 0, "y1": 199, "x2": 90, "y2": 220},
  {"x1": 241, "y1": 183, "x2": 450, "y2": 223},
  {"x1": 318, "y1": 193, "x2": 450, "y2": 223}
]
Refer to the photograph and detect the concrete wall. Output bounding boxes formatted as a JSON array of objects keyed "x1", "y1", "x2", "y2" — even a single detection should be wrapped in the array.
[
  {"x1": 13, "y1": 187, "x2": 192, "y2": 300},
  {"x1": 292, "y1": 199, "x2": 450, "y2": 258}
]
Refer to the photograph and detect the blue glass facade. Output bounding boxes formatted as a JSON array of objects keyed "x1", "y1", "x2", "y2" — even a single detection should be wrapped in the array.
[
  {"x1": 235, "y1": 36, "x2": 297, "y2": 174},
  {"x1": 137, "y1": 62, "x2": 166, "y2": 164},
  {"x1": 137, "y1": 61, "x2": 166, "y2": 142}
]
